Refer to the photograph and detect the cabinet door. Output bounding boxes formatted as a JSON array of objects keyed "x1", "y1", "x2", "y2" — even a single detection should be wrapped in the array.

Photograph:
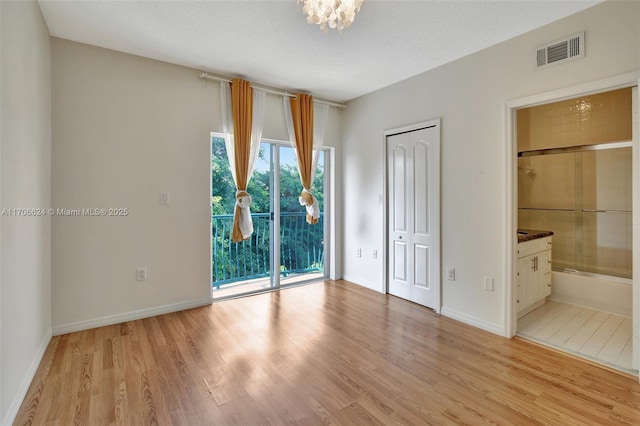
[
  {"x1": 517, "y1": 239, "x2": 553, "y2": 317},
  {"x1": 533, "y1": 252, "x2": 545, "y2": 300},
  {"x1": 516, "y1": 257, "x2": 523, "y2": 312},
  {"x1": 541, "y1": 247, "x2": 552, "y2": 274},
  {"x1": 533, "y1": 260, "x2": 544, "y2": 301},
  {"x1": 542, "y1": 272, "x2": 552, "y2": 297},
  {"x1": 537, "y1": 249, "x2": 552, "y2": 298},
  {"x1": 517, "y1": 254, "x2": 536, "y2": 313}
]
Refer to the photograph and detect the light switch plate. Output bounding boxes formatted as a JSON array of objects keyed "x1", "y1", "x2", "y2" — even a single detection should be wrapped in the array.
[
  {"x1": 484, "y1": 276, "x2": 494, "y2": 291},
  {"x1": 136, "y1": 267, "x2": 148, "y2": 281},
  {"x1": 446, "y1": 267, "x2": 455, "y2": 281}
]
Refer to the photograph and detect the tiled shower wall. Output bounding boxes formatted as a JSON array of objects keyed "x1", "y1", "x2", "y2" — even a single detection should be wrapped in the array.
[{"x1": 518, "y1": 88, "x2": 632, "y2": 151}]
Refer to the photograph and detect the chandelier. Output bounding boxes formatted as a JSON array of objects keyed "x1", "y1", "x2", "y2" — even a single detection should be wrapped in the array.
[{"x1": 299, "y1": 0, "x2": 364, "y2": 32}]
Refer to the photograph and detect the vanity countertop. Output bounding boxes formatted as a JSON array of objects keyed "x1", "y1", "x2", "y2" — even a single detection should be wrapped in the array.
[{"x1": 517, "y1": 229, "x2": 554, "y2": 243}]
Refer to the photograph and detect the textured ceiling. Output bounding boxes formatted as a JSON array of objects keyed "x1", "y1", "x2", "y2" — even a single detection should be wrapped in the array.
[{"x1": 38, "y1": 0, "x2": 602, "y2": 102}]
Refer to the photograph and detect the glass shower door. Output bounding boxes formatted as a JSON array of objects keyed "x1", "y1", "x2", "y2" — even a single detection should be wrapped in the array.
[
  {"x1": 518, "y1": 153, "x2": 577, "y2": 271},
  {"x1": 581, "y1": 147, "x2": 632, "y2": 278},
  {"x1": 518, "y1": 146, "x2": 632, "y2": 279}
]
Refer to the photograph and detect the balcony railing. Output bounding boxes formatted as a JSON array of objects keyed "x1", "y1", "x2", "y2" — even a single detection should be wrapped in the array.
[{"x1": 212, "y1": 212, "x2": 324, "y2": 288}]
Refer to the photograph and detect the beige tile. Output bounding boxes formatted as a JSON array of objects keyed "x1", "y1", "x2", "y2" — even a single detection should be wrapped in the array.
[{"x1": 518, "y1": 302, "x2": 634, "y2": 373}]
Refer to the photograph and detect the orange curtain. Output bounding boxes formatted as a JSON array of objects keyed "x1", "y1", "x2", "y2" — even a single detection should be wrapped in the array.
[
  {"x1": 231, "y1": 78, "x2": 254, "y2": 241},
  {"x1": 289, "y1": 93, "x2": 318, "y2": 224}
]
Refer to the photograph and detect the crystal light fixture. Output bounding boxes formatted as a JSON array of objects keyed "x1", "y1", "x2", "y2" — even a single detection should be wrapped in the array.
[{"x1": 299, "y1": 0, "x2": 364, "y2": 32}]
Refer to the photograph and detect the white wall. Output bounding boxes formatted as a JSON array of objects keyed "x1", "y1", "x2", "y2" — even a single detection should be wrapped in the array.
[
  {"x1": 341, "y1": 0, "x2": 640, "y2": 334},
  {"x1": 0, "y1": 1, "x2": 52, "y2": 424},
  {"x1": 51, "y1": 39, "x2": 342, "y2": 332}
]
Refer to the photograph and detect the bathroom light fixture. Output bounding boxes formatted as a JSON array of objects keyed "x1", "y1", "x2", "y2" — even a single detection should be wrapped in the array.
[{"x1": 298, "y1": 0, "x2": 364, "y2": 32}]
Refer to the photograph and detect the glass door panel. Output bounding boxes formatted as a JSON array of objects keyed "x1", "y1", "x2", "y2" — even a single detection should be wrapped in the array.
[
  {"x1": 518, "y1": 208, "x2": 577, "y2": 271},
  {"x1": 278, "y1": 146, "x2": 325, "y2": 285},
  {"x1": 517, "y1": 146, "x2": 632, "y2": 279},
  {"x1": 581, "y1": 148, "x2": 632, "y2": 278},
  {"x1": 518, "y1": 153, "x2": 577, "y2": 271},
  {"x1": 211, "y1": 138, "x2": 272, "y2": 296},
  {"x1": 518, "y1": 154, "x2": 575, "y2": 210}
]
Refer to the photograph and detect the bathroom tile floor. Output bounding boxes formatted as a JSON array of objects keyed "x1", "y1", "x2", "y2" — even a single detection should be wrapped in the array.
[{"x1": 518, "y1": 300, "x2": 635, "y2": 374}]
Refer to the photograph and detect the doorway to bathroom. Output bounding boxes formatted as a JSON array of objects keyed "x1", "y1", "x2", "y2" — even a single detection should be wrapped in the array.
[{"x1": 506, "y1": 77, "x2": 640, "y2": 376}]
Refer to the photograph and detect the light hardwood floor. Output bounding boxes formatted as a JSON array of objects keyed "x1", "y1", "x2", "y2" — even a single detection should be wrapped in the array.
[
  {"x1": 518, "y1": 301, "x2": 634, "y2": 374},
  {"x1": 14, "y1": 280, "x2": 640, "y2": 425}
]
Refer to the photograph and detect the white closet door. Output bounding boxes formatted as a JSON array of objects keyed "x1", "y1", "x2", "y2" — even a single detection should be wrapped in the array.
[{"x1": 387, "y1": 122, "x2": 440, "y2": 310}]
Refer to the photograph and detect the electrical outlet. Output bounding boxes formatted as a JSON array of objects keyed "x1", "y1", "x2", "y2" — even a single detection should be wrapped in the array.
[
  {"x1": 356, "y1": 248, "x2": 362, "y2": 258},
  {"x1": 446, "y1": 267, "x2": 455, "y2": 281},
  {"x1": 372, "y1": 249, "x2": 378, "y2": 259},
  {"x1": 136, "y1": 267, "x2": 148, "y2": 281},
  {"x1": 160, "y1": 192, "x2": 170, "y2": 205},
  {"x1": 484, "y1": 276, "x2": 494, "y2": 291}
]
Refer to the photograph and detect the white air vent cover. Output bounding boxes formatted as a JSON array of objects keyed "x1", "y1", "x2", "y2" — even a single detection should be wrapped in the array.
[{"x1": 535, "y1": 32, "x2": 584, "y2": 69}]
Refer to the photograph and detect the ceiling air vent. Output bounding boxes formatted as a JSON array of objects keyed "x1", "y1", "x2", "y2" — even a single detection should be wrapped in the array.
[{"x1": 535, "y1": 32, "x2": 584, "y2": 69}]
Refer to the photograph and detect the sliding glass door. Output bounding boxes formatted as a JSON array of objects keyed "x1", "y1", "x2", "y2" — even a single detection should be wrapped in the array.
[
  {"x1": 277, "y1": 145, "x2": 325, "y2": 287},
  {"x1": 518, "y1": 145, "x2": 632, "y2": 279},
  {"x1": 211, "y1": 136, "x2": 327, "y2": 298}
]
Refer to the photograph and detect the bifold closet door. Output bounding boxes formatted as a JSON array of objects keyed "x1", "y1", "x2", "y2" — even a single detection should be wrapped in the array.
[{"x1": 387, "y1": 123, "x2": 440, "y2": 310}]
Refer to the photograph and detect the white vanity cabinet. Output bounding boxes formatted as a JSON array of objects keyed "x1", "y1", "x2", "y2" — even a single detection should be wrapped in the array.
[{"x1": 516, "y1": 236, "x2": 552, "y2": 318}]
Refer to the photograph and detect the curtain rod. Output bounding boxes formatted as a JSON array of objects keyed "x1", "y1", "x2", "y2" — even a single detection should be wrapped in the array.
[{"x1": 199, "y1": 72, "x2": 346, "y2": 109}]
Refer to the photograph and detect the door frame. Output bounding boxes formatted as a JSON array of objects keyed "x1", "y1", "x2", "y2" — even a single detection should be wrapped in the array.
[
  {"x1": 382, "y1": 119, "x2": 442, "y2": 313},
  {"x1": 503, "y1": 71, "x2": 640, "y2": 376}
]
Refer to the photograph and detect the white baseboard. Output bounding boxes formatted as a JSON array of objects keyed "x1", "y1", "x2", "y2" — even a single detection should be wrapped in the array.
[
  {"x1": 342, "y1": 274, "x2": 384, "y2": 293},
  {"x1": 2, "y1": 327, "x2": 52, "y2": 426},
  {"x1": 52, "y1": 298, "x2": 213, "y2": 336},
  {"x1": 441, "y1": 307, "x2": 504, "y2": 336}
]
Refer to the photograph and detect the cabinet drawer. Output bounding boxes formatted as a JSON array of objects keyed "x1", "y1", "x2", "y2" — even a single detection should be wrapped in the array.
[{"x1": 517, "y1": 236, "x2": 552, "y2": 258}]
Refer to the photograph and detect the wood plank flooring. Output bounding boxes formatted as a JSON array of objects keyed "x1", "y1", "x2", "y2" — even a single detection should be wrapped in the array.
[
  {"x1": 14, "y1": 280, "x2": 640, "y2": 425},
  {"x1": 518, "y1": 300, "x2": 634, "y2": 373}
]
